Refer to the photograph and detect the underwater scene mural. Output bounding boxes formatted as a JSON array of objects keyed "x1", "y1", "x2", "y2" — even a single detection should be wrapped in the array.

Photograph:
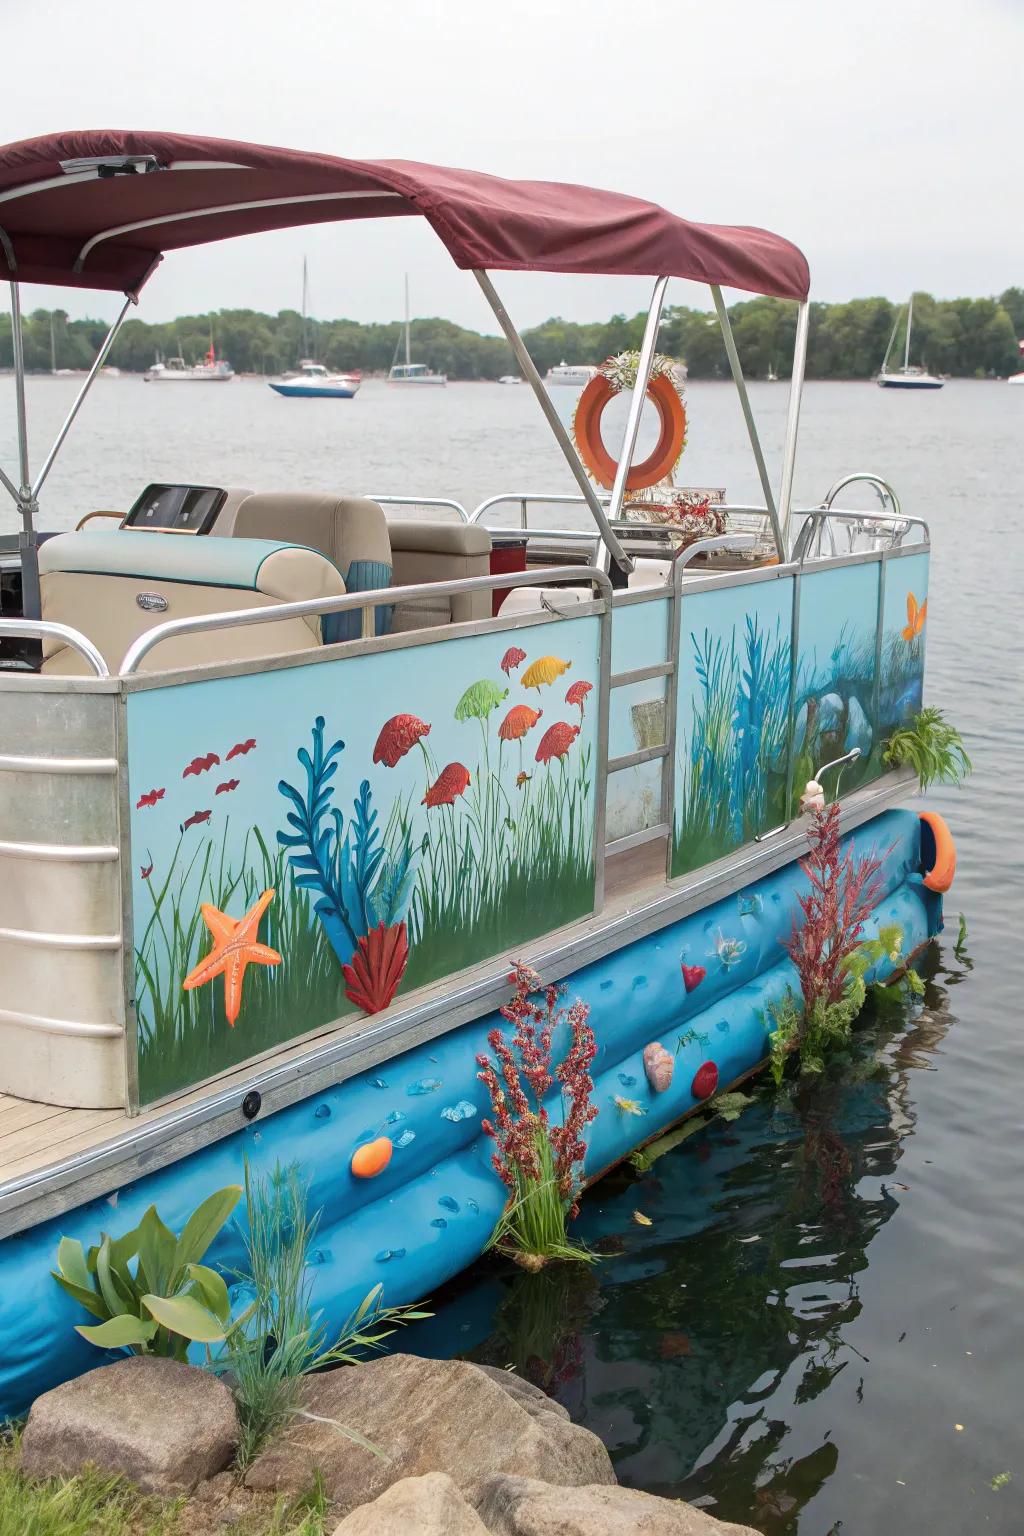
[
  {"x1": 126, "y1": 616, "x2": 601, "y2": 1105},
  {"x1": 672, "y1": 576, "x2": 794, "y2": 877},
  {"x1": 671, "y1": 551, "x2": 930, "y2": 878}
]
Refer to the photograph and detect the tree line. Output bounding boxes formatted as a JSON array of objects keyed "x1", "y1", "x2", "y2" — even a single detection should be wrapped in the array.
[{"x1": 2, "y1": 288, "x2": 1020, "y2": 381}]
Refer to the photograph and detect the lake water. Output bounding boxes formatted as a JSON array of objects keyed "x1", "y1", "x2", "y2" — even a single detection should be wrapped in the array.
[{"x1": 2, "y1": 375, "x2": 1022, "y2": 1532}]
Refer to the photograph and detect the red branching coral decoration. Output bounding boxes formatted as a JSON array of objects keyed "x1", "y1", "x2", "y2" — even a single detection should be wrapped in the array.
[
  {"x1": 784, "y1": 803, "x2": 885, "y2": 1012},
  {"x1": 476, "y1": 961, "x2": 598, "y2": 1218},
  {"x1": 342, "y1": 921, "x2": 410, "y2": 1014}
]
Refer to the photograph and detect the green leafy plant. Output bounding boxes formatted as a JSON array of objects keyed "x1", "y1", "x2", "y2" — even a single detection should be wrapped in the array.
[
  {"x1": 223, "y1": 1160, "x2": 429, "y2": 1468},
  {"x1": 883, "y1": 707, "x2": 971, "y2": 790},
  {"x1": 51, "y1": 1187, "x2": 244, "y2": 1358},
  {"x1": 954, "y1": 912, "x2": 969, "y2": 961},
  {"x1": 851, "y1": 923, "x2": 925, "y2": 1007}
]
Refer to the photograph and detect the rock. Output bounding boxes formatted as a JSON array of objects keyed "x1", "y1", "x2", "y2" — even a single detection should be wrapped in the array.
[
  {"x1": 643, "y1": 1042, "x2": 674, "y2": 1093},
  {"x1": 20, "y1": 1355, "x2": 238, "y2": 1496},
  {"x1": 817, "y1": 692, "x2": 844, "y2": 737},
  {"x1": 472, "y1": 1364, "x2": 570, "y2": 1422},
  {"x1": 245, "y1": 1354, "x2": 613, "y2": 1518},
  {"x1": 332, "y1": 1472, "x2": 489, "y2": 1534},
  {"x1": 476, "y1": 1475, "x2": 761, "y2": 1535}
]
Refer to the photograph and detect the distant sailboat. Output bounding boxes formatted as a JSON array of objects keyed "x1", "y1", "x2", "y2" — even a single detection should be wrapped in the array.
[
  {"x1": 268, "y1": 257, "x2": 361, "y2": 398},
  {"x1": 388, "y1": 276, "x2": 447, "y2": 385},
  {"x1": 877, "y1": 296, "x2": 944, "y2": 390}
]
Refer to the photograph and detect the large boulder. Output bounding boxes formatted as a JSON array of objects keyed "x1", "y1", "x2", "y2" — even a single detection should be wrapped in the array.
[
  {"x1": 476, "y1": 1475, "x2": 761, "y2": 1535},
  {"x1": 246, "y1": 1354, "x2": 613, "y2": 1518},
  {"x1": 20, "y1": 1355, "x2": 239, "y2": 1496},
  {"x1": 332, "y1": 1472, "x2": 489, "y2": 1534}
]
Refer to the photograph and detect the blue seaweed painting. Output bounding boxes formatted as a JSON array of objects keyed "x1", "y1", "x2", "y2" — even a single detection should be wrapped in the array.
[{"x1": 277, "y1": 716, "x2": 417, "y2": 964}]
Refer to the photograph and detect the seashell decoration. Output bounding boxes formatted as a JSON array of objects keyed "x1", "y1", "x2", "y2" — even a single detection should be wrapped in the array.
[{"x1": 643, "y1": 1041, "x2": 674, "y2": 1093}]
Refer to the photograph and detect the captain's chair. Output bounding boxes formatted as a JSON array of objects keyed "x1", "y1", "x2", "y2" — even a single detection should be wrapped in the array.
[
  {"x1": 229, "y1": 492, "x2": 393, "y2": 640},
  {"x1": 38, "y1": 530, "x2": 347, "y2": 675}
]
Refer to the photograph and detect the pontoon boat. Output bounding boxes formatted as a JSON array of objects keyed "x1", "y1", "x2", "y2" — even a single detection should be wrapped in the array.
[{"x1": 0, "y1": 130, "x2": 948, "y2": 1418}]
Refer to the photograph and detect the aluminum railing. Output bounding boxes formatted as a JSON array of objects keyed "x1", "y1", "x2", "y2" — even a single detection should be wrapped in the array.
[
  {"x1": 0, "y1": 619, "x2": 109, "y2": 677},
  {"x1": 368, "y1": 495, "x2": 469, "y2": 523}
]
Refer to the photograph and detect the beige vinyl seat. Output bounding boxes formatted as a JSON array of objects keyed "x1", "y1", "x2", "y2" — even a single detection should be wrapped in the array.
[
  {"x1": 38, "y1": 530, "x2": 346, "y2": 675},
  {"x1": 228, "y1": 492, "x2": 393, "y2": 640},
  {"x1": 385, "y1": 519, "x2": 492, "y2": 628}
]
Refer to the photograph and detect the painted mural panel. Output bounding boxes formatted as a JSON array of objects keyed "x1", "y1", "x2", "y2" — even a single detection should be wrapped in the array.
[
  {"x1": 878, "y1": 550, "x2": 929, "y2": 741},
  {"x1": 792, "y1": 562, "x2": 880, "y2": 801},
  {"x1": 127, "y1": 617, "x2": 601, "y2": 1106},
  {"x1": 610, "y1": 597, "x2": 670, "y2": 673},
  {"x1": 672, "y1": 576, "x2": 794, "y2": 878}
]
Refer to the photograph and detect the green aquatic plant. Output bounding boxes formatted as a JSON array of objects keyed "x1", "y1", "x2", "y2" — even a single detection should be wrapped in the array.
[
  {"x1": 477, "y1": 962, "x2": 599, "y2": 1270},
  {"x1": 883, "y1": 706, "x2": 971, "y2": 790},
  {"x1": 222, "y1": 1160, "x2": 429, "y2": 1468},
  {"x1": 51, "y1": 1187, "x2": 245, "y2": 1358}
]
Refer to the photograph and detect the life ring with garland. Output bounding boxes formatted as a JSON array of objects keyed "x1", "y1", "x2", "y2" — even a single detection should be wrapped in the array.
[{"x1": 572, "y1": 353, "x2": 687, "y2": 491}]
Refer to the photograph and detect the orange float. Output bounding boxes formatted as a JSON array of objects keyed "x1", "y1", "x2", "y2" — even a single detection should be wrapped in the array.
[
  {"x1": 351, "y1": 1136, "x2": 394, "y2": 1179},
  {"x1": 573, "y1": 371, "x2": 687, "y2": 491},
  {"x1": 919, "y1": 810, "x2": 956, "y2": 893}
]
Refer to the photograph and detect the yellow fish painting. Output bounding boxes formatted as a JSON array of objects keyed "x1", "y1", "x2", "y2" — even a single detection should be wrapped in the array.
[
  {"x1": 521, "y1": 655, "x2": 572, "y2": 691},
  {"x1": 901, "y1": 592, "x2": 927, "y2": 643}
]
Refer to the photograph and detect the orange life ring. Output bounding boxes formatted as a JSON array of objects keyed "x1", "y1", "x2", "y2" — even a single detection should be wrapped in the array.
[
  {"x1": 919, "y1": 810, "x2": 956, "y2": 893},
  {"x1": 573, "y1": 372, "x2": 687, "y2": 491}
]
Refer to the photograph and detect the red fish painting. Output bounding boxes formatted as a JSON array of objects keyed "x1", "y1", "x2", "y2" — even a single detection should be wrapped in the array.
[
  {"x1": 373, "y1": 714, "x2": 431, "y2": 768},
  {"x1": 135, "y1": 788, "x2": 165, "y2": 810},
  {"x1": 681, "y1": 963, "x2": 706, "y2": 993},
  {"x1": 225, "y1": 739, "x2": 257, "y2": 761},
  {"x1": 422, "y1": 762, "x2": 471, "y2": 808},
  {"x1": 215, "y1": 779, "x2": 240, "y2": 795},
  {"x1": 497, "y1": 704, "x2": 542, "y2": 742},
  {"x1": 140, "y1": 855, "x2": 154, "y2": 880},
  {"x1": 183, "y1": 752, "x2": 220, "y2": 779},
  {"x1": 535, "y1": 721, "x2": 580, "y2": 764},
  {"x1": 565, "y1": 680, "x2": 593, "y2": 717},
  {"x1": 181, "y1": 809, "x2": 212, "y2": 833},
  {"x1": 500, "y1": 645, "x2": 527, "y2": 675}
]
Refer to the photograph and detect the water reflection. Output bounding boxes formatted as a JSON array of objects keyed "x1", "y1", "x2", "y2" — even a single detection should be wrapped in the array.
[{"x1": 422, "y1": 943, "x2": 962, "y2": 1532}]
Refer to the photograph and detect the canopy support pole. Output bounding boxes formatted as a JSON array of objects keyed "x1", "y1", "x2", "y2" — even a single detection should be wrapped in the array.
[
  {"x1": 710, "y1": 284, "x2": 785, "y2": 562},
  {"x1": 1, "y1": 289, "x2": 134, "y2": 621},
  {"x1": 5, "y1": 281, "x2": 40, "y2": 620},
  {"x1": 32, "y1": 294, "x2": 133, "y2": 499},
  {"x1": 472, "y1": 268, "x2": 633, "y2": 579},
  {"x1": 606, "y1": 275, "x2": 669, "y2": 528},
  {"x1": 778, "y1": 299, "x2": 809, "y2": 557}
]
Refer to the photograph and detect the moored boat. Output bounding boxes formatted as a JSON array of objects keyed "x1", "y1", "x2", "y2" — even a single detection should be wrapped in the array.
[
  {"x1": 269, "y1": 360, "x2": 361, "y2": 398},
  {"x1": 0, "y1": 129, "x2": 953, "y2": 1418},
  {"x1": 545, "y1": 361, "x2": 599, "y2": 386},
  {"x1": 143, "y1": 350, "x2": 235, "y2": 382},
  {"x1": 877, "y1": 295, "x2": 944, "y2": 389},
  {"x1": 388, "y1": 275, "x2": 446, "y2": 385}
]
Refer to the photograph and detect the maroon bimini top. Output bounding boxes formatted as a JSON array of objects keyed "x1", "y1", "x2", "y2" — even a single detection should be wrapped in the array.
[{"x1": 0, "y1": 130, "x2": 810, "y2": 301}]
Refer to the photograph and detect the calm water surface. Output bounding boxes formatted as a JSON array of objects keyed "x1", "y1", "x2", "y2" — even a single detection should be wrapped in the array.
[{"x1": 2, "y1": 375, "x2": 1021, "y2": 1532}]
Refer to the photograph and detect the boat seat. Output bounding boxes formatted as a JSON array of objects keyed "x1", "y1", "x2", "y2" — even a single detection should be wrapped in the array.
[
  {"x1": 37, "y1": 530, "x2": 346, "y2": 676},
  {"x1": 386, "y1": 519, "x2": 492, "y2": 627},
  {"x1": 229, "y1": 492, "x2": 393, "y2": 639}
]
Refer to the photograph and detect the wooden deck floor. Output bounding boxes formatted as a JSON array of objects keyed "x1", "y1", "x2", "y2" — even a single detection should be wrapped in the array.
[{"x1": 0, "y1": 835, "x2": 672, "y2": 1204}]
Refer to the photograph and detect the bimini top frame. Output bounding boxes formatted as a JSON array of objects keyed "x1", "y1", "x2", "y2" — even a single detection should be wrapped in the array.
[{"x1": 0, "y1": 128, "x2": 812, "y2": 606}]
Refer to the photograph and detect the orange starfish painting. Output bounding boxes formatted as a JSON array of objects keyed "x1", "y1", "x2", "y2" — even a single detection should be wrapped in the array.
[{"x1": 182, "y1": 888, "x2": 281, "y2": 1026}]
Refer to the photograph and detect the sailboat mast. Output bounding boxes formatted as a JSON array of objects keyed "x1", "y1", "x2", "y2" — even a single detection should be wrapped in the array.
[
  {"x1": 404, "y1": 273, "x2": 411, "y2": 369},
  {"x1": 49, "y1": 311, "x2": 56, "y2": 374},
  {"x1": 904, "y1": 294, "x2": 913, "y2": 371},
  {"x1": 301, "y1": 256, "x2": 310, "y2": 359}
]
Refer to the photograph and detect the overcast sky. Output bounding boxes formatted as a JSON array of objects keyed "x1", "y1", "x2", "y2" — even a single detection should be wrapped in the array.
[{"x1": 2, "y1": 0, "x2": 1020, "y2": 330}]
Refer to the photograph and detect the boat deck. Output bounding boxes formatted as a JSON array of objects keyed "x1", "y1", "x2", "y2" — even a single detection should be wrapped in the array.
[{"x1": 0, "y1": 773, "x2": 914, "y2": 1238}]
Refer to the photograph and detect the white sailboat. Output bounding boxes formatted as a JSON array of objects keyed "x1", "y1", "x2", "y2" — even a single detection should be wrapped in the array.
[
  {"x1": 388, "y1": 276, "x2": 447, "y2": 385},
  {"x1": 268, "y1": 258, "x2": 361, "y2": 398},
  {"x1": 877, "y1": 296, "x2": 944, "y2": 389}
]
